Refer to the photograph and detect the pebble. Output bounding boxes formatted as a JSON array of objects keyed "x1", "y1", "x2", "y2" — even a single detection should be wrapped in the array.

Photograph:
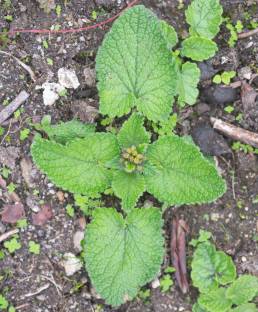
[
  {"x1": 210, "y1": 213, "x2": 220, "y2": 222},
  {"x1": 151, "y1": 278, "x2": 160, "y2": 289},
  {"x1": 192, "y1": 123, "x2": 230, "y2": 156},
  {"x1": 42, "y1": 82, "x2": 66, "y2": 106},
  {"x1": 202, "y1": 85, "x2": 238, "y2": 106},
  {"x1": 73, "y1": 231, "x2": 84, "y2": 252},
  {"x1": 238, "y1": 66, "x2": 252, "y2": 80},
  {"x1": 62, "y1": 253, "x2": 82, "y2": 276},
  {"x1": 241, "y1": 256, "x2": 247, "y2": 262},
  {"x1": 58, "y1": 68, "x2": 80, "y2": 89},
  {"x1": 56, "y1": 191, "x2": 65, "y2": 202}
]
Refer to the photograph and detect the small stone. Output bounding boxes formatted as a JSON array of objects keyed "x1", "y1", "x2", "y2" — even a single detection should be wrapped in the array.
[
  {"x1": 42, "y1": 82, "x2": 65, "y2": 106},
  {"x1": 26, "y1": 194, "x2": 40, "y2": 213},
  {"x1": 73, "y1": 231, "x2": 84, "y2": 252},
  {"x1": 202, "y1": 85, "x2": 238, "y2": 106},
  {"x1": 58, "y1": 68, "x2": 80, "y2": 89},
  {"x1": 20, "y1": 157, "x2": 35, "y2": 188},
  {"x1": 210, "y1": 213, "x2": 220, "y2": 222},
  {"x1": 238, "y1": 66, "x2": 252, "y2": 80},
  {"x1": 192, "y1": 123, "x2": 230, "y2": 156},
  {"x1": 71, "y1": 99, "x2": 99, "y2": 123},
  {"x1": 151, "y1": 278, "x2": 160, "y2": 289},
  {"x1": 241, "y1": 256, "x2": 247, "y2": 262},
  {"x1": 83, "y1": 67, "x2": 96, "y2": 87},
  {"x1": 62, "y1": 253, "x2": 82, "y2": 276},
  {"x1": 56, "y1": 191, "x2": 64, "y2": 202}
]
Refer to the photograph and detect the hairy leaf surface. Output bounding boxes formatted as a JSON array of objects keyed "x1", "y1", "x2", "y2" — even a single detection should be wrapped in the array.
[
  {"x1": 117, "y1": 113, "x2": 150, "y2": 148},
  {"x1": 144, "y1": 136, "x2": 226, "y2": 206},
  {"x1": 84, "y1": 207, "x2": 164, "y2": 306},
  {"x1": 198, "y1": 288, "x2": 232, "y2": 312},
  {"x1": 159, "y1": 20, "x2": 178, "y2": 50},
  {"x1": 42, "y1": 120, "x2": 95, "y2": 144},
  {"x1": 181, "y1": 36, "x2": 218, "y2": 61},
  {"x1": 177, "y1": 62, "x2": 200, "y2": 107},
  {"x1": 31, "y1": 134, "x2": 120, "y2": 195},
  {"x1": 226, "y1": 275, "x2": 258, "y2": 305},
  {"x1": 112, "y1": 170, "x2": 145, "y2": 213},
  {"x1": 231, "y1": 303, "x2": 258, "y2": 312},
  {"x1": 191, "y1": 242, "x2": 236, "y2": 293},
  {"x1": 96, "y1": 5, "x2": 176, "y2": 122},
  {"x1": 185, "y1": 0, "x2": 223, "y2": 39}
]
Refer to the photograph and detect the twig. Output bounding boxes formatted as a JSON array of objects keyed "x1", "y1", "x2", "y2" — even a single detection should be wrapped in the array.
[
  {"x1": 41, "y1": 274, "x2": 62, "y2": 295},
  {"x1": 211, "y1": 117, "x2": 258, "y2": 148},
  {"x1": 0, "y1": 51, "x2": 36, "y2": 81},
  {"x1": 5, "y1": 0, "x2": 139, "y2": 36},
  {"x1": 0, "y1": 229, "x2": 19, "y2": 243},
  {"x1": 24, "y1": 283, "x2": 50, "y2": 297},
  {"x1": 0, "y1": 91, "x2": 29, "y2": 125},
  {"x1": 238, "y1": 27, "x2": 258, "y2": 39},
  {"x1": 14, "y1": 303, "x2": 30, "y2": 310}
]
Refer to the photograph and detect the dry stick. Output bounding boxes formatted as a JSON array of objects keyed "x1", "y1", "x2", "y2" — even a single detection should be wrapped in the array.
[
  {"x1": 238, "y1": 27, "x2": 258, "y2": 39},
  {"x1": 0, "y1": 228, "x2": 19, "y2": 243},
  {"x1": 0, "y1": 51, "x2": 36, "y2": 81},
  {"x1": 24, "y1": 283, "x2": 50, "y2": 298},
  {"x1": 0, "y1": 90, "x2": 29, "y2": 125},
  {"x1": 211, "y1": 117, "x2": 258, "y2": 148}
]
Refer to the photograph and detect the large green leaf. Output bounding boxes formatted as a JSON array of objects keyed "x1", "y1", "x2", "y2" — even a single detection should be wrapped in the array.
[
  {"x1": 177, "y1": 62, "x2": 200, "y2": 107},
  {"x1": 181, "y1": 36, "x2": 218, "y2": 61},
  {"x1": 226, "y1": 275, "x2": 258, "y2": 305},
  {"x1": 231, "y1": 303, "x2": 258, "y2": 312},
  {"x1": 192, "y1": 303, "x2": 208, "y2": 312},
  {"x1": 198, "y1": 288, "x2": 232, "y2": 312},
  {"x1": 117, "y1": 113, "x2": 150, "y2": 149},
  {"x1": 31, "y1": 133, "x2": 120, "y2": 196},
  {"x1": 191, "y1": 242, "x2": 236, "y2": 293},
  {"x1": 185, "y1": 0, "x2": 223, "y2": 39},
  {"x1": 112, "y1": 170, "x2": 145, "y2": 213},
  {"x1": 96, "y1": 5, "x2": 176, "y2": 122},
  {"x1": 144, "y1": 136, "x2": 226, "y2": 206},
  {"x1": 41, "y1": 119, "x2": 96, "y2": 144},
  {"x1": 84, "y1": 207, "x2": 164, "y2": 306}
]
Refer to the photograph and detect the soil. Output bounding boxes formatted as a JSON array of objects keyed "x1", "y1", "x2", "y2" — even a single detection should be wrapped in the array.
[{"x1": 0, "y1": 0, "x2": 258, "y2": 311}]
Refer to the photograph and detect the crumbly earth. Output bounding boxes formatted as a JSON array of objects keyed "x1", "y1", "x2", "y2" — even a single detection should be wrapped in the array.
[{"x1": 0, "y1": 0, "x2": 258, "y2": 311}]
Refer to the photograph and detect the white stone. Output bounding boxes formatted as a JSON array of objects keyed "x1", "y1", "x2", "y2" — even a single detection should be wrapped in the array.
[
  {"x1": 83, "y1": 67, "x2": 96, "y2": 87},
  {"x1": 151, "y1": 278, "x2": 160, "y2": 289},
  {"x1": 73, "y1": 231, "x2": 84, "y2": 252},
  {"x1": 58, "y1": 68, "x2": 80, "y2": 89},
  {"x1": 42, "y1": 82, "x2": 66, "y2": 106},
  {"x1": 241, "y1": 256, "x2": 247, "y2": 262},
  {"x1": 62, "y1": 253, "x2": 82, "y2": 276}
]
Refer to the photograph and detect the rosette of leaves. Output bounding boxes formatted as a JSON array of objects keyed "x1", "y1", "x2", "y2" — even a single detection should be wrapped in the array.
[
  {"x1": 31, "y1": 113, "x2": 226, "y2": 214},
  {"x1": 191, "y1": 231, "x2": 258, "y2": 312}
]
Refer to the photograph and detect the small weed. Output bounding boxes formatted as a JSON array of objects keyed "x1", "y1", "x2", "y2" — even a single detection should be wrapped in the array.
[
  {"x1": 4, "y1": 236, "x2": 21, "y2": 254},
  {"x1": 28, "y1": 241, "x2": 41, "y2": 255}
]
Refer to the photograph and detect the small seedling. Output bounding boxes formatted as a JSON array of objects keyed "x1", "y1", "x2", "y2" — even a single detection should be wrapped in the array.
[
  {"x1": 28, "y1": 241, "x2": 41, "y2": 255},
  {"x1": 224, "y1": 105, "x2": 234, "y2": 114},
  {"x1": 160, "y1": 274, "x2": 174, "y2": 292},
  {"x1": 66, "y1": 204, "x2": 75, "y2": 218},
  {"x1": 55, "y1": 4, "x2": 61, "y2": 17},
  {"x1": 47, "y1": 58, "x2": 53, "y2": 66},
  {"x1": 213, "y1": 71, "x2": 236, "y2": 85},
  {"x1": 16, "y1": 218, "x2": 28, "y2": 229},
  {"x1": 7, "y1": 182, "x2": 16, "y2": 193},
  {"x1": 4, "y1": 236, "x2": 21, "y2": 254},
  {"x1": 42, "y1": 40, "x2": 49, "y2": 49},
  {"x1": 20, "y1": 128, "x2": 30, "y2": 141}
]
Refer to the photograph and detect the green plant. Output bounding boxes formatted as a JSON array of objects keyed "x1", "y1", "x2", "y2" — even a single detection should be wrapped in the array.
[
  {"x1": 30, "y1": 3, "x2": 226, "y2": 307},
  {"x1": 4, "y1": 236, "x2": 21, "y2": 254},
  {"x1": 66, "y1": 204, "x2": 75, "y2": 218},
  {"x1": 32, "y1": 113, "x2": 225, "y2": 213},
  {"x1": 28, "y1": 241, "x2": 41, "y2": 255},
  {"x1": 213, "y1": 71, "x2": 236, "y2": 85},
  {"x1": 191, "y1": 231, "x2": 258, "y2": 312},
  {"x1": 225, "y1": 19, "x2": 243, "y2": 47}
]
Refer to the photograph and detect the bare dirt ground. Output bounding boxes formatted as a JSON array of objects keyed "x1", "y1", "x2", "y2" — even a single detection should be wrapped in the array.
[{"x1": 0, "y1": 0, "x2": 258, "y2": 311}]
